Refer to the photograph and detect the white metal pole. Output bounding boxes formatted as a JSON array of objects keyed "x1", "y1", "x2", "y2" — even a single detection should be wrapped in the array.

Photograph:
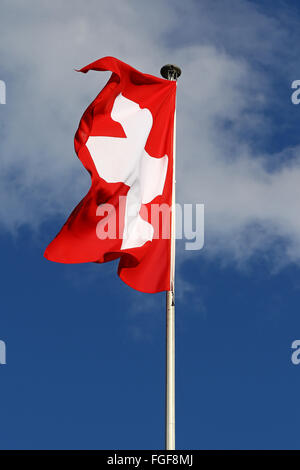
[
  {"x1": 160, "y1": 64, "x2": 181, "y2": 451},
  {"x1": 166, "y1": 288, "x2": 175, "y2": 450}
]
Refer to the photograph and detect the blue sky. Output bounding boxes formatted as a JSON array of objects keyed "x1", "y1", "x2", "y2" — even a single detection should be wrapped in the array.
[{"x1": 1, "y1": 0, "x2": 300, "y2": 449}]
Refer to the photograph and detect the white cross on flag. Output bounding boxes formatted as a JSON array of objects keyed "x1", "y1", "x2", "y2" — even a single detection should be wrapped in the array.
[{"x1": 44, "y1": 57, "x2": 176, "y2": 293}]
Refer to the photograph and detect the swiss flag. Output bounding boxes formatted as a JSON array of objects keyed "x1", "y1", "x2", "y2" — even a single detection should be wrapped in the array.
[{"x1": 44, "y1": 57, "x2": 176, "y2": 293}]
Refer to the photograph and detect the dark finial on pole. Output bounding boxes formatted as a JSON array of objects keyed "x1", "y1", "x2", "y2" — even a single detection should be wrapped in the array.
[{"x1": 160, "y1": 64, "x2": 181, "y2": 81}]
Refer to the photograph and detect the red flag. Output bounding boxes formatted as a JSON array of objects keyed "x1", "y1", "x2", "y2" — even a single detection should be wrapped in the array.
[{"x1": 44, "y1": 57, "x2": 176, "y2": 293}]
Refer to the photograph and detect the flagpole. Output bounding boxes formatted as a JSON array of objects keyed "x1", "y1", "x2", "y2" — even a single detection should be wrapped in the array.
[{"x1": 160, "y1": 64, "x2": 181, "y2": 451}]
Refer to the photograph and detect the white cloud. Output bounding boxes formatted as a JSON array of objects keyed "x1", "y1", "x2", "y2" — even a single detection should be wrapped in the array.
[{"x1": 1, "y1": 0, "x2": 300, "y2": 271}]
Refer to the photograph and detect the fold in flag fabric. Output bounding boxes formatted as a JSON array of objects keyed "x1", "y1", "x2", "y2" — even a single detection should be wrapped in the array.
[{"x1": 44, "y1": 57, "x2": 176, "y2": 293}]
